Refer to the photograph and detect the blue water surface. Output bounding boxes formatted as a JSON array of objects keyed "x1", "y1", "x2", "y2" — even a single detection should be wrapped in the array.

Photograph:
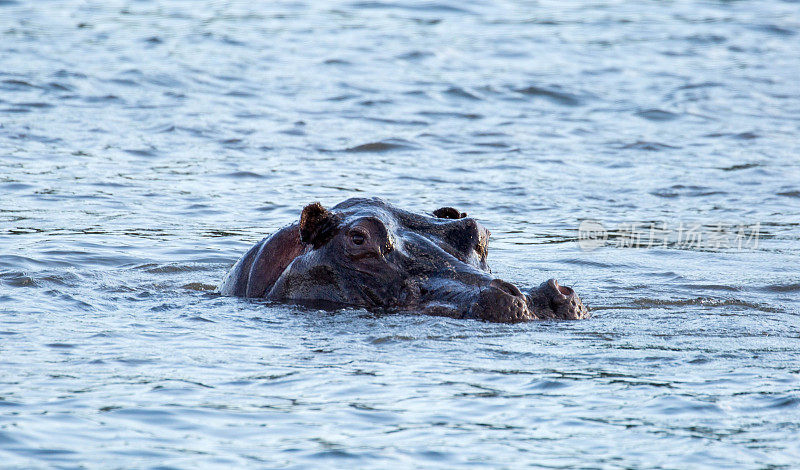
[{"x1": 1, "y1": 0, "x2": 799, "y2": 468}]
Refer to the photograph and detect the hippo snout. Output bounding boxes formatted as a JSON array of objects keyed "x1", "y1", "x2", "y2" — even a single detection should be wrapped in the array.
[
  {"x1": 466, "y1": 278, "x2": 591, "y2": 323},
  {"x1": 468, "y1": 279, "x2": 535, "y2": 323},
  {"x1": 468, "y1": 278, "x2": 589, "y2": 323},
  {"x1": 527, "y1": 278, "x2": 589, "y2": 320}
]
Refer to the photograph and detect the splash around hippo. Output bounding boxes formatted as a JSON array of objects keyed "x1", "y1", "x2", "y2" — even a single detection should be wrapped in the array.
[{"x1": 219, "y1": 198, "x2": 588, "y2": 323}]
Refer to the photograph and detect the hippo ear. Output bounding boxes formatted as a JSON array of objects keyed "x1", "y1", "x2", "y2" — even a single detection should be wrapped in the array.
[
  {"x1": 299, "y1": 202, "x2": 340, "y2": 248},
  {"x1": 433, "y1": 207, "x2": 467, "y2": 219}
]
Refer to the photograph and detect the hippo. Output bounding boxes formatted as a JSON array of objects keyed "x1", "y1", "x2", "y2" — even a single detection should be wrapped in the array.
[{"x1": 219, "y1": 198, "x2": 588, "y2": 322}]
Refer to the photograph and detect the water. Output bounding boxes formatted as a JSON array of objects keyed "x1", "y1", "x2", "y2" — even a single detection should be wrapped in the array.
[{"x1": 1, "y1": 0, "x2": 799, "y2": 467}]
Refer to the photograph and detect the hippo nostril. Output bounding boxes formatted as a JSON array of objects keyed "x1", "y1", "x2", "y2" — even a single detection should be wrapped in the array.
[
  {"x1": 489, "y1": 279, "x2": 524, "y2": 298},
  {"x1": 547, "y1": 278, "x2": 574, "y2": 297}
]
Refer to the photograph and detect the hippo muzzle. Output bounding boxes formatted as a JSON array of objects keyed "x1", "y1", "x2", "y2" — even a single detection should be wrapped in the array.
[
  {"x1": 469, "y1": 278, "x2": 588, "y2": 322},
  {"x1": 219, "y1": 198, "x2": 589, "y2": 323}
]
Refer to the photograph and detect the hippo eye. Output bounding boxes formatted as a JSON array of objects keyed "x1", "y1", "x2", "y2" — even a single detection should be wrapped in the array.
[
  {"x1": 350, "y1": 232, "x2": 366, "y2": 246},
  {"x1": 433, "y1": 207, "x2": 466, "y2": 219}
]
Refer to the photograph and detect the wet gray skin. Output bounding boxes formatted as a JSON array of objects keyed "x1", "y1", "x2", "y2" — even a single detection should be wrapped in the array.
[{"x1": 219, "y1": 198, "x2": 588, "y2": 322}]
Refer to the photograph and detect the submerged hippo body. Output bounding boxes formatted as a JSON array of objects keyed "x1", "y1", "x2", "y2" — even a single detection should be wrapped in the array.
[{"x1": 219, "y1": 198, "x2": 588, "y2": 322}]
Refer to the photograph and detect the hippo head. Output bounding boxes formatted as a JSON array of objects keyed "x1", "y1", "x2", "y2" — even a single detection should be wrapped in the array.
[{"x1": 220, "y1": 198, "x2": 588, "y2": 322}]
